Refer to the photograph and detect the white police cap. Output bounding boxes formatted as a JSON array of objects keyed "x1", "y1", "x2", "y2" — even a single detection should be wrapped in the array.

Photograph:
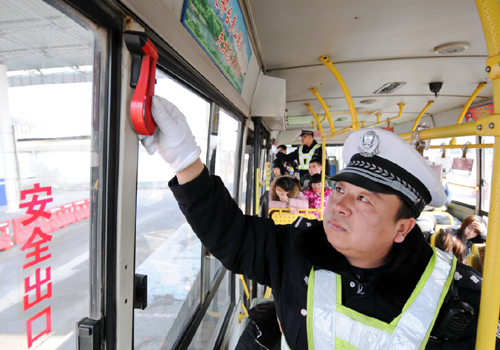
[{"x1": 331, "y1": 128, "x2": 446, "y2": 218}]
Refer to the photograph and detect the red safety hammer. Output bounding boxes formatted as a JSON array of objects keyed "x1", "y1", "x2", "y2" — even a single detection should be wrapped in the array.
[{"x1": 124, "y1": 31, "x2": 159, "y2": 136}]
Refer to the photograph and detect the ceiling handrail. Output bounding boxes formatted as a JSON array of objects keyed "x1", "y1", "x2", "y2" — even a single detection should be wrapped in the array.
[
  {"x1": 411, "y1": 101, "x2": 434, "y2": 132},
  {"x1": 320, "y1": 55, "x2": 360, "y2": 131},
  {"x1": 367, "y1": 103, "x2": 405, "y2": 128},
  {"x1": 456, "y1": 82, "x2": 488, "y2": 125},
  {"x1": 309, "y1": 88, "x2": 336, "y2": 133}
]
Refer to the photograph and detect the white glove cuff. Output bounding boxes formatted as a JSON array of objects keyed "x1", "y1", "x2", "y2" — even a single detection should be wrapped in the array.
[{"x1": 170, "y1": 146, "x2": 202, "y2": 173}]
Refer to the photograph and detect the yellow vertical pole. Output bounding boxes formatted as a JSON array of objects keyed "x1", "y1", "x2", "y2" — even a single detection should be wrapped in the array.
[
  {"x1": 307, "y1": 103, "x2": 326, "y2": 220},
  {"x1": 475, "y1": 0, "x2": 500, "y2": 349}
]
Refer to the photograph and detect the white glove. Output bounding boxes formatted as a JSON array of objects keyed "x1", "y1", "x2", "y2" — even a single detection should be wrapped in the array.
[
  {"x1": 271, "y1": 144, "x2": 278, "y2": 154},
  {"x1": 141, "y1": 96, "x2": 201, "y2": 173}
]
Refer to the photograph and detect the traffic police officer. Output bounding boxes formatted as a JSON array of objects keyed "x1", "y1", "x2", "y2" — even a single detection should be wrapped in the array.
[{"x1": 143, "y1": 96, "x2": 498, "y2": 350}]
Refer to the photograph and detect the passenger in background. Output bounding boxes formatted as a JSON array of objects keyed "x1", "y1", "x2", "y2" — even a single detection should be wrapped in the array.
[
  {"x1": 272, "y1": 130, "x2": 330, "y2": 179},
  {"x1": 276, "y1": 144, "x2": 299, "y2": 177},
  {"x1": 268, "y1": 176, "x2": 308, "y2": 214},
  {"x1": 271, "y1": 159, "x2": 286, "y2": 177},
  {"x1": 455, "y1": 215, "x2": 487, "y2": 258},
  {"x1": 302, "y1": 173, "x2": 332, "y2": 219},
  {"x1": 443, "y1": 176, "x2": 453, "y2": 205},
  {"x1": 435, "y1": 227, "x2": 466, "y2": 263},
  {"x1": 300, "y1": 156, "x2": 323, "y2": 187}
]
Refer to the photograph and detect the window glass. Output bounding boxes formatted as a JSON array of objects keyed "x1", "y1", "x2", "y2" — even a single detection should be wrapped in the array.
[
  {"x1": 134, "y1": 72, "x2": 209, "y2": 350},
  {"x1": 426, "y1": 136, "x2": 477, "y2": 206},
  {"x1": 187, "y1": 272, "x2": 230, "y2": 349},
  {"x1": 481, "y1": 136, "x2": 494, "y2": 212},
  {"x1": 0, "y1": 1, "x2": 94, "y2": 349},
  {"x1": 214, "y1": 110, "x2": 239, "y2": 196},
  {"x1": 240, "y1": 153, "x2": 249, "y2": 212}
]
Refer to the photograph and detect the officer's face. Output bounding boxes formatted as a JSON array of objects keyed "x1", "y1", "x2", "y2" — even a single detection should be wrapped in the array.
[
  {"x1": 322, "y1": 181, "x2": 415, "y2": 268},
  {"x1": 301, "y1": 134, "x2": 313, "y2": 146}
]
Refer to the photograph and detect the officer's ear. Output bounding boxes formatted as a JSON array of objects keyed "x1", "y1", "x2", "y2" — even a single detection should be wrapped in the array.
[{"x1": 394, "y1": 218, "x2": 415, "y2": 243}]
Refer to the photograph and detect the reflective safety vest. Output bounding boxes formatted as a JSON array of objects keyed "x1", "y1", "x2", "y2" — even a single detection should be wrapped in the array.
[
  {"x1": 298, "y1": 144, "x2": 321, "y2": 171},
  {"x1": 281, "y1": 248, "x2": 456, "y2": 350}
]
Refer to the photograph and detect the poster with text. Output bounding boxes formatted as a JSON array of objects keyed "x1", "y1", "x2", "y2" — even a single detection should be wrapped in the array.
[
  {"x1": 465, "y1": 103, "x2": 494, "y2": 122},
  {"x1": 181, "y1": 0, "x2": 252, "y2": 94}
]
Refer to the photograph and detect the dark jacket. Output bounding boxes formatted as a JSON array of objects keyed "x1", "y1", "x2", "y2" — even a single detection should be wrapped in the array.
[
  {"x1": 276, "y1": 140, "x2": 330, "y2": 177},
  {"x1": 170, "y1": 167, "x2": 497, "y2": 350}
]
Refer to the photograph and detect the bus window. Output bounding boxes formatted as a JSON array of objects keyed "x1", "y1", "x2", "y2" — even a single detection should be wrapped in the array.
[
  {"x1": 481, "y1": 136, "x2": 494, "y2": 212},
  {"x1": 214, "y1": 110, "x2": 240, "y2": 196},
  {"x1": 446, "y1": 136, "x2": 477, "y2": 207},
  {"x1": 134, "y1": 73, "x2": 209, "y2": 349},
  {"x1": 0, "y1": 1, "x2": 95, "y2": 349},
  {"x1": 427, "y1": 136, "x2": 477, "y2": 207},
  {"x1": 187, "y1": 272, "x2": 230, "y2": 349}
]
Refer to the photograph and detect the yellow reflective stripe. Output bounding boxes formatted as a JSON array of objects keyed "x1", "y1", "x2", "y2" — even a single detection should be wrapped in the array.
[
  {"x1": 335, "y1": 337, "x2": 362, "y2": 350},
  {"x1": 336, "y1": 274, "x2": 342, "y2": 302},
  {"x1": 307, "y1": 267, "x2": 316, "y2": 350},
  {"x1": 388, "y1": 251, "x2": 437, "y2": 326},
  {"x1": 281, "y1": 335, "x2": 292, "y2": 350},
  {"x1": 336, "y1": 304, "x2": 396, "y2": 334},
  {"x1": 298, "y1": 144, "x2": 321, "y2": 169},
  {"x1": 418, "y1": 247, "x2": 457, "y2": 350}
]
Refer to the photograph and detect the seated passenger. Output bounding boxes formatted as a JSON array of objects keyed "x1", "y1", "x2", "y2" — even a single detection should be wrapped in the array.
[
  {"x1": 455, "y1": 215, "x2": 487, "y2": 258},
  {"x1": 302, "y1": 174, "x2": 332, "y2": 219},
  {"x1": 300, "y1": 156, "x2": 322, "y2": 187},
  {"x1": 269, "y1": 176, "x2": 308, "y2": 214},
  {"x1": 435, "y1": 227, "x2": 466, "y2": 263},
  {"x1": 270, "y1": 159, "x2": 287, "y2": 184}
]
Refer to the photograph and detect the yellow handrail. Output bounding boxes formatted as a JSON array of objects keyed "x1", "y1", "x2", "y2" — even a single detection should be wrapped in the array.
[
  {"x1": 368, "y1": 103, "x2": 405, "y2": 129},
  {"x1": 447, "y1": 182, "x2": 479, "y2": 191},
  {"x1": 411, "y1": 101, "x2": 434, "y2": 132},
  {"x1": 324, "y1": 126, "x2": 353, "y2": 140},
  {"x1": 457, "y1": 82, "x2": 488, "y2": 125},
  {"x1": 399, "y1": 113, "x2": 500, "y2": 141},
  {"x1": 475, "y1": 0, "x2": 500, "y2": 348},
  {"x1": 310, "y1": 88, "x2": 336, "y2": 134},
  {"x1": 239, "y1": 274, "x2": 250, "y2": 300},
  {"x1": 428, "y1": 144, "x2": 493, "y2": 149},
  {"x1": 320, "y1": 55, "x2": 361, "y2": 131}
]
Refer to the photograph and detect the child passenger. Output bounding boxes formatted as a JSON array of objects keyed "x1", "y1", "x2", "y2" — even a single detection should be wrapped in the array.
[{"x1": 302, "y1": 173, "x2": 332, "y2": 219}]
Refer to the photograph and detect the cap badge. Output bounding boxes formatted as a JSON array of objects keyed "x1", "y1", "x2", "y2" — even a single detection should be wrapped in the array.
[{"x1": 358, "y1": 131, "x2": 380, "y2": 157}]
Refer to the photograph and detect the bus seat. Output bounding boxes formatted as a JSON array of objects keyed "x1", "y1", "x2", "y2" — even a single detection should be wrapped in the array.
[
  {"x1": 326, "y1": 179, "x2": 335, "y2": 189},
  {"x1": 467, "y1": 243, "x2": 486, "y2": 274},
  {"x1": 269, "y1": 209, "x2": 318, "y2": 224},
  {"x1": 420, "y1": 211, "x2": 454, "y2": 225},
  {"x1": 416, "y1": 215, "x2": 436, "y2": 242}
]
